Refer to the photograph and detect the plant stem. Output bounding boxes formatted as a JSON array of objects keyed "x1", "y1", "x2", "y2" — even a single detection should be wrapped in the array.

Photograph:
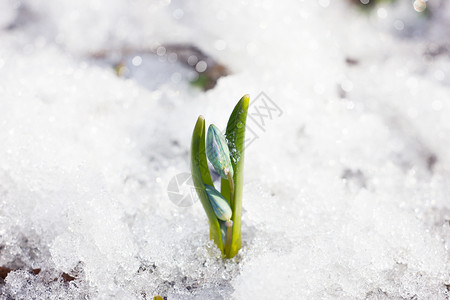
[
  {"x1": 226, "y1": 170, "x2": 234, "y2": 207},
  {"x1": 224, "y1": 170, "x2": 235, "y2": 257},
  {"x1": 224, "y1": 221, "x2": 233, "y2": 256}
]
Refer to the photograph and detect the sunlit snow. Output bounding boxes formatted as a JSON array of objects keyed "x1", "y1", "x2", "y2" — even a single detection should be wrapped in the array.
[{"x1": 0, "y1": 0, "x2": 449, "y2": 299}]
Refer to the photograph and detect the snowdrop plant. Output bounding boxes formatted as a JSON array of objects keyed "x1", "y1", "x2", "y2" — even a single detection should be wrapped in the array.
[{"x1": 190, "y1": 95, "x2": 249, "y2": 258}]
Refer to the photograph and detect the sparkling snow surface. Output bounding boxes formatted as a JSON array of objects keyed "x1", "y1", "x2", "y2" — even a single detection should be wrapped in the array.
[{"x1": 0, "y1": 0, "x2": 449, "y2": 299}]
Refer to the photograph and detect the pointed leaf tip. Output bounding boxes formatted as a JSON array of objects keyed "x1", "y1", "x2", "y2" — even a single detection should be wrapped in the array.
[{"x1": 241, "y1": 94, "x2": 250, "y2": 105}]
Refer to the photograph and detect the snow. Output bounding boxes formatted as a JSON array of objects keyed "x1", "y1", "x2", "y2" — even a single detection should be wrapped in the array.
[{"x1": 0, "y1": 0, "x2": 449, "y2": 299}]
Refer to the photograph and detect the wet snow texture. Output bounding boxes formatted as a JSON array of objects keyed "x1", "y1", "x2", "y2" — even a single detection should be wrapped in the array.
[{"x1": 0, "y1": 0, "x2": 450, "y2": 299}]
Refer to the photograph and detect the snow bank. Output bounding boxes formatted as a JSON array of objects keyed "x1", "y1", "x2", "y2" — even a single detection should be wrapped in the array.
[{"x1": 0, "y1": 0, "x2": 449, "y2": 299}]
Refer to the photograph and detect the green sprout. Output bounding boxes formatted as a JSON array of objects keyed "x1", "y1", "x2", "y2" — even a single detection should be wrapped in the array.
[{"x1": 190, "y1": 95, "x2": 249, "y2": 258}]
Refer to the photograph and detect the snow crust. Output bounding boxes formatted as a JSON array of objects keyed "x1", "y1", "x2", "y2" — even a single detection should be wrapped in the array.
[{"x1": 0, "y1": 0, "x2": 449, "y2": 299}]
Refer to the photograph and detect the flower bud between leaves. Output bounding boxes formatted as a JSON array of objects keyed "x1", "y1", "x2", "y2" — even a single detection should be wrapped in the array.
[
  {"x1": 206, "y1": 124, "x2": 234, "y2": 179},
  {"x1": 204, "y1": 184, "x2": 232, "y2": 222}
]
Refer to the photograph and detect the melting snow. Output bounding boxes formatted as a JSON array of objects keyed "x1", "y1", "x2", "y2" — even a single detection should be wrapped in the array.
[{"x1": 0, "y1": 0, "x2": 449, "y2": 299}]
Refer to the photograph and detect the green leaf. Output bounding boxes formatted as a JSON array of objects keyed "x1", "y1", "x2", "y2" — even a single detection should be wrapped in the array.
[
  {"x1": 221, "y1": 94, "x2": 250, "y2": 258},
  {"x1": 190, "y1": 116, "x2": 224, "y2": 253}
]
